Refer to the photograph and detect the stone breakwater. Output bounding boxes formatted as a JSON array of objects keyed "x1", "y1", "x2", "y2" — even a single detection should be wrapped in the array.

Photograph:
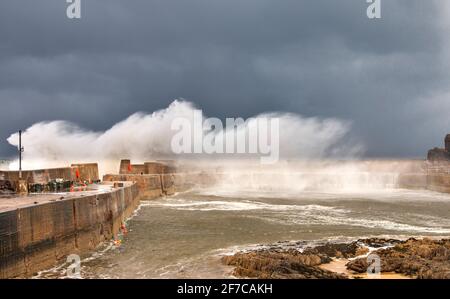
[
  {"x1": 221, "y1": 238, "x2": 450, "y2": 279},
  {"x1": 102, "y1": 172, "x2": 216, "y2": 195},
  {"x1": 0, "y1": 168, "x2": 214, "y2": 278},
  {"x1": 0, "y1": 163, "x2": 217, "y2": 279},
  {"x1": 0, "y1": 182, "x2": 140, "y2": 278},
  {"x1": 0, "y1": 164, "x2": 99, "y2": 185}
]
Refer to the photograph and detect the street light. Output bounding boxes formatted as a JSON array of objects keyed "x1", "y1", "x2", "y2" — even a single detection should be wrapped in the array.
[{"x1": 18, "y1": 130, "x2": 24, "y2": 179}]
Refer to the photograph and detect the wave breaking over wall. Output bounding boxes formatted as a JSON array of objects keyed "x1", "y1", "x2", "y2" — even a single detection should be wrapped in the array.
[{"x1": 6, "y1": 100, "x2": 362, "y2": 175}]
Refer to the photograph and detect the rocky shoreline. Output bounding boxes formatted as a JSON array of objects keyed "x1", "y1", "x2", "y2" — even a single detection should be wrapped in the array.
[{"x1": 221, "y1": 238, "x2": 450, "y2": 279}]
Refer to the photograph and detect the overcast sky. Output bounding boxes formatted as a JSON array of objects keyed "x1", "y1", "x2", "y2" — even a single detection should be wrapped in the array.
[{"x1": 1, "y1": 0, "x2": 449, "y2": 158}]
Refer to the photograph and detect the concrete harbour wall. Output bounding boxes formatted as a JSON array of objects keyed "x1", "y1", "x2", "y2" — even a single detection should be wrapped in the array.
[
  {"x1": 103, "y1": 174, "x2": 169, "y2": 198},
  {"x1": 0, "y1": 183, "x2": 139, "y2": 278},
  {"x1": 0, "y1": 163, "x2": 99, "y2": 184},
  {"x1": 0, "y1": 160, "x2": 180, "y2": 278}
]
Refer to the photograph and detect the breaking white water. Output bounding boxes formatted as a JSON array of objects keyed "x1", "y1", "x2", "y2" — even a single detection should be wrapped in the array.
[{"x1": 6, "y1": 100, "x2": 363, "y2": 175}]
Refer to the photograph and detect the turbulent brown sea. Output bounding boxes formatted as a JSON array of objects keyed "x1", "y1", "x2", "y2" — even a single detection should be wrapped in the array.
[{"x1": 35, "y1": 187, "x2": 450, "y2": 279}]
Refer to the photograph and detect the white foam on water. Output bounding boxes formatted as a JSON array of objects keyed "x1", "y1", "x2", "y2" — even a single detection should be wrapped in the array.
[
  {"x1": 142, "y1": 198, "x2": 340, "y2": 212},
  {"x1": 144, "y1": 195, "x2": 450, "y2": 234}
]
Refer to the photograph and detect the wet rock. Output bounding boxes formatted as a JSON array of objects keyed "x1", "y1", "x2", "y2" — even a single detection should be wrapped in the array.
[
  {"x1": 222, "y1": 249, "x2": 346, "y2": 279},
  {"x1": 223, "y1": 238, "x2": 450, "y2": 279},
  {"x1": 303, "y1": 241, "x2": 368, "y2": 258},
  {"x1": 346, "y1": 238, "x2": 450, "y2": 279},
  {"x1": 357, "y1": 238, "x2": 402, "y2": 248}
]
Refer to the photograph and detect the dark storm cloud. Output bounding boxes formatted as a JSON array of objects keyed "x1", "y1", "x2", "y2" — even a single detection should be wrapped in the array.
[{"x1": 0, "y1": 0, "x2": 449, "y2": 157}]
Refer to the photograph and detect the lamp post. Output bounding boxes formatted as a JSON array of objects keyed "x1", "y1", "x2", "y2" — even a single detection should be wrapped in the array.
[{"x1": 18, "y1": 130, "x2": 24, "y2": 179}]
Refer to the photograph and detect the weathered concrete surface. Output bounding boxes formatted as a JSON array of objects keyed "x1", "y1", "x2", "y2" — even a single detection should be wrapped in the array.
[
  {"x1": 70, "y1": 163, "x2": 100, "y2": 182},
  {"x1": 103, "y1": 174, "x2": 165, "y2": 198},
  {"x1": 0, "y1": 167, "x2": 73, "y2": 185},
  {"x1": 102, "y1": 170, "x2": 222, "y2": 200},
  {"x1": 0, "y1": 182, "x2": 139, "y2": 278},
  {"x1": 0, "y1": 163, "x2": 99, "y2": 184},
  {"x1": 118, "y1": 159, "x2": 175, "y2": 175},
  {"x1": 103, "y1": 173, "x2": 177, "y2": 197},
  {"x1": 0, "y1": 185, "x2": 115, "y2": 212}
]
